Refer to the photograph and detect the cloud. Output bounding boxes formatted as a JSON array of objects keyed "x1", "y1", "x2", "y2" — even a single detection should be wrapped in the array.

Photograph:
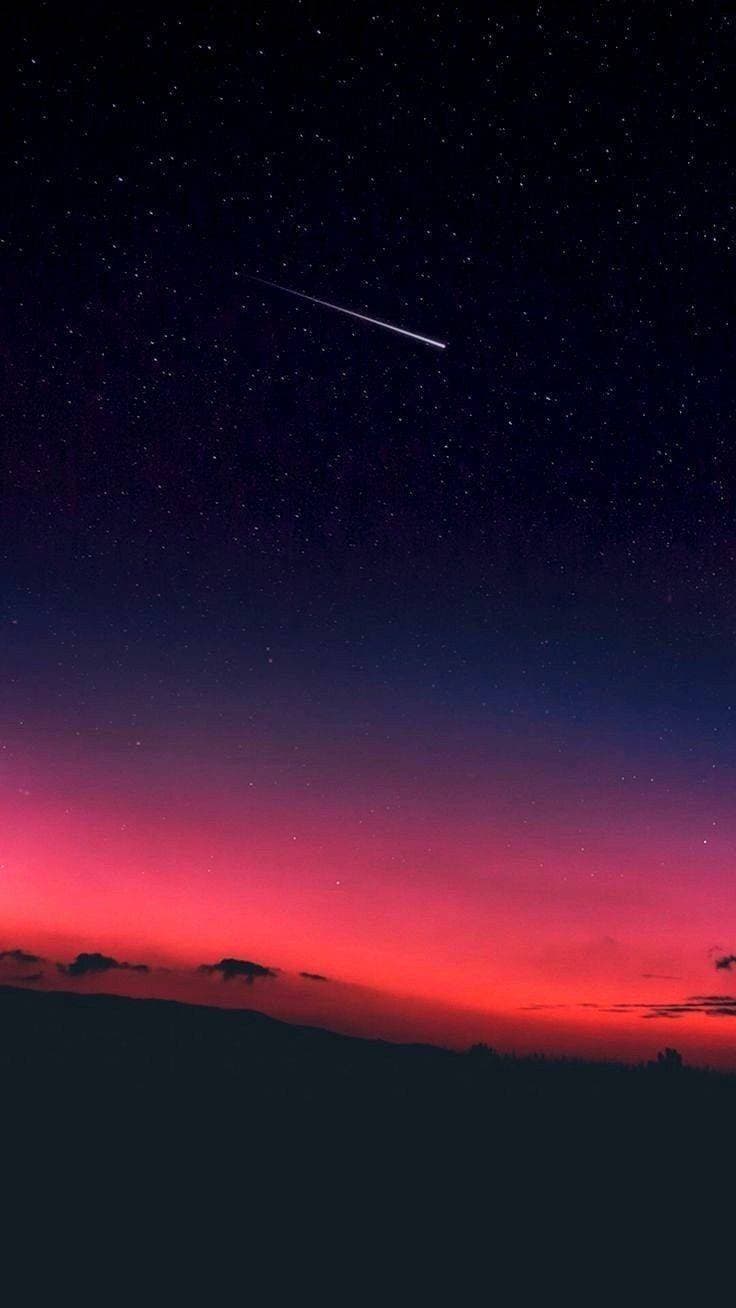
[
  {"x1": 0, "y1": 948, "x2": 43, "y2": 965},
  {"x1": 519, "y1": 1003, "x2": 570, "y2": 1011},
  {"x1": 58, "y1": 952, "x2": 150, "y2": 978},
  {"x1": 557, "y1": 993, "x2": 736, "y2": 1020},
  {"x1": 641, "y1": 973, "x2": 682, "y2": 981},
  {"x1": 300, "y1": 971, "x2": 329, "y2": 982},
  {"x1": 10, "y1": 971, "x2": 43, "y2": 984},
  {"x1": 714, "y1": 955, "x2": 736, "y2": 971},
  {"x1": 198, "y1": 958, "x2": 277, "y2": 984}
]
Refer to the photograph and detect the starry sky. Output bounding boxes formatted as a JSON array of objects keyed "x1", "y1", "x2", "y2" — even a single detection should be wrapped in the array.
[{"x1": 2, "y1": 3, "x2": 735, "y2": 1065}]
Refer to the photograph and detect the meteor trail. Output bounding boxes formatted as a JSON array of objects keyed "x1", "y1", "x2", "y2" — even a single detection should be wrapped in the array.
[{"x1": 247, "y1": 275, "x2": 447, "y2": 350}]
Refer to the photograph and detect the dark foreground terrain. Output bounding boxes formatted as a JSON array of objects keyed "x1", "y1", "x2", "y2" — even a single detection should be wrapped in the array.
[{"x1": 2, "y1": 984, "x2": 733, "y2": 1288}]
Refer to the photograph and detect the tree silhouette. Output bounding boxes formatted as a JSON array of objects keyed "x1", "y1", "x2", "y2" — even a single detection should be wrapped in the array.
[
  {"x1": 656, "y1": 1047, "x2": 684, "y2": 1071},
  {"x1": 467, "y1": 1043, "x2": 500, "y2": 1061}
]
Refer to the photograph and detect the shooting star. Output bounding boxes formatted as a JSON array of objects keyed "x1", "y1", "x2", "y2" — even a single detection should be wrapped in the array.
[{"x1": 247, "y1": 275, "x2": 446, "y2": 350}]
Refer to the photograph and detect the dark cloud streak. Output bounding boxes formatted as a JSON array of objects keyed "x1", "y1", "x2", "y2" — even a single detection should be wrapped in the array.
[
  {"x1": 58, "y1": 952, "x2": 150, "y2": 978},
  {"x1": 198, "y1": 958, "x2": 277, "y2": 984},
  {"x1": 556, "y1": 994, "x2": 736, "y2": 1020}
]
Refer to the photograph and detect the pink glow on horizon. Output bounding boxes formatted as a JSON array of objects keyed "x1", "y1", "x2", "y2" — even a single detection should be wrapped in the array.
[{"x1": 2, "y1": 717, "x2": 736, "y2": 1068}]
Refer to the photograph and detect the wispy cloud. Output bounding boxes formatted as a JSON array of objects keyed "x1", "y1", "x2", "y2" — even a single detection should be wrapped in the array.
[{"x1": 538, "y1": 994, "x2": 736, "y2": 1020}]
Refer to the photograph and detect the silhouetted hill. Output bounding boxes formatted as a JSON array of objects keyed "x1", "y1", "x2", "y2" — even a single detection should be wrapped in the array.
[
  {"x1": 4, "y1": 981, "x2": 735, "y2": 1152},
  {"x1": 4, "y1": 983, "x2": 735, "y2": 1288}
]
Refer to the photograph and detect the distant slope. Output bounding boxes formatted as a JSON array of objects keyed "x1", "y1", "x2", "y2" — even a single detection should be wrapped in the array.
[{"x1": 3, "y1": 982, "x2": 735, "y2": 1240}]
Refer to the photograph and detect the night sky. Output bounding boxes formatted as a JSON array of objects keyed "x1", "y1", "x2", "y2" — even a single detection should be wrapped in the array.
[{"x1": 2, "y1": 4, "x2": 735, "y2": 1064}]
